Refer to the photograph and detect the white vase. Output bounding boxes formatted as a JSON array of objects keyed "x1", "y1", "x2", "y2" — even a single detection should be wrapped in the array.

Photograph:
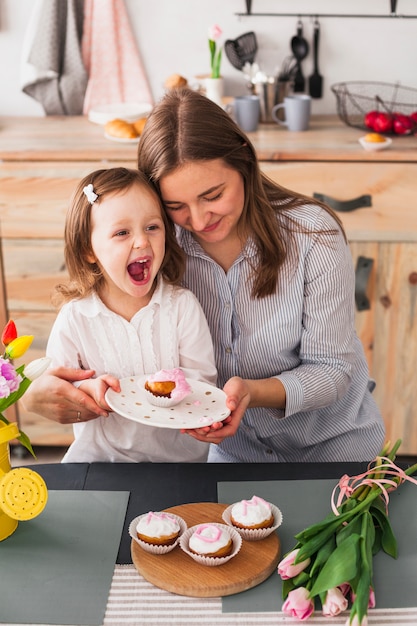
[{"x1": 204, "y1": 77, "x2": 224, "y2": 107}]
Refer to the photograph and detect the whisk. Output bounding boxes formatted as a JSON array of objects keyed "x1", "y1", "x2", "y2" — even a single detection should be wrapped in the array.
[{"x1": 277, "y1": 56, "x2": 297, "y2": 82}]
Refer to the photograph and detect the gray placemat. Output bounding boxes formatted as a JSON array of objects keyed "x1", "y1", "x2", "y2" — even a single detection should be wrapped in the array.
[
  {"x1": 0, "y1": 490, "x2": 129, "y2": 625},
  {"x1": 218, "y1": 479, "x2": 417, "y2": 613}
]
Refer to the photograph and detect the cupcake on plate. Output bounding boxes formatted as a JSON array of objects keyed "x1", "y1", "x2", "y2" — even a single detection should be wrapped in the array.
[
  {"x1": 180, "y1": 522, "x2": 242, "y2": 566},
  {"x1": 222, "y1": 495, "x2": 283, "y2": 541},
  {"x1": 144, "y1": 368, "x2": 191, "y2": 407},
  {"x1": 129, "y1": 511, "x2": 186, "y2": 554}
]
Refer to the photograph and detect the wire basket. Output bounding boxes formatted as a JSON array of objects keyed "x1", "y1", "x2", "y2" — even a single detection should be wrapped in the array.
[{"x1": 331, "y1": 81, "x2": 417, "y2": 131}]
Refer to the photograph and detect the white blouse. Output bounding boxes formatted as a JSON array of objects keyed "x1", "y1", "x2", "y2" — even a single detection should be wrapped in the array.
[{"x1": 46, "y1": 279, "x2": 217, "y2": 463}]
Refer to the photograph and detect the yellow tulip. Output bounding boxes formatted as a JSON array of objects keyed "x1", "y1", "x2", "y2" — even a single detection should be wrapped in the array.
[{"x1": 5, "y1": 335, "x2": 34, "y2": 359}]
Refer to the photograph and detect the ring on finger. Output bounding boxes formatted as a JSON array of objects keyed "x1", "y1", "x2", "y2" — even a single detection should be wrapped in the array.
[{"x1": 76, "y1": 411, "x2": 82, "y2": 422}]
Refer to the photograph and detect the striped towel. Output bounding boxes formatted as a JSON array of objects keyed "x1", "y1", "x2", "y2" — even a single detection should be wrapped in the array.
[
  {"x1": 82, "y1": 0, "x2": 153, "y2": 114},
  {"x1": 20, "y1": 0, "x2": 87, "y2": 115}
]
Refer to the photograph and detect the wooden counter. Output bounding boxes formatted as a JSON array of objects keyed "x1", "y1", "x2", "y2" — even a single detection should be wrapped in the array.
[
  {"x1": 1, "y1": 115, "x2": 416, "y2": 451},
  {"x1": 1, "y1": 114, "x2": 417, "y2": 162}
]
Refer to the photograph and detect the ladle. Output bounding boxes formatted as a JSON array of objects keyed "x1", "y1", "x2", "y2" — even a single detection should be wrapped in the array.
[{"x1": 291, "y1": 20, "x2": 309, "y2": 92}]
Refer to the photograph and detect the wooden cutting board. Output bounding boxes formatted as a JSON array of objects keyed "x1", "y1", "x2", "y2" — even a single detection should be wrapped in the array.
[{"x1": 131, "y1": 502, "x2": 281, "y2": 597}]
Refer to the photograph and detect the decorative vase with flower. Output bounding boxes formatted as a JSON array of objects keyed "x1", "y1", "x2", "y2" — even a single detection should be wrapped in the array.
[
  {"x1": 0, "y1": 319, "x2": 51, "y2": 541},
  {"x1": 205, "y1": 24, "x2": 224, "y2": 106}
]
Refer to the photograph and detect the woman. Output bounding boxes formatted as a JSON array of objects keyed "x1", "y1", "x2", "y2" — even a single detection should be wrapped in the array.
[{"x1": 23, "y1": 89, "x2": 384, "y2": 462}]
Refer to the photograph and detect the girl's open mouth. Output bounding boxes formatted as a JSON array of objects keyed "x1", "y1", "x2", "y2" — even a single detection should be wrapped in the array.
[{"x1": 127, "y1": 259, "x2": 151, "y2": 283}]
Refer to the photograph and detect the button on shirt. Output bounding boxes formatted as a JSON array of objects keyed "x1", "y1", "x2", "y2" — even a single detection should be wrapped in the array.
[{"x1": 178, "y1": 203, "x2": 385, "y2": 463}]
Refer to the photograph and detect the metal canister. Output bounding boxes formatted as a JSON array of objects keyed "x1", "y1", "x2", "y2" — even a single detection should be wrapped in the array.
[{"x1": 253, "y1": 76, "x2": 293, "y2": 122}]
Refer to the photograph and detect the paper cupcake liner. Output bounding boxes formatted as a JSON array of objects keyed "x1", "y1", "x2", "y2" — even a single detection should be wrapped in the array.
[
  {"x1": 179, "y1": 522, "x2": 242, "y2": 567},
  {"x1": 129, "y1": 512, "x2": 187, "y2": 554},
  {"x1": 143, "y1": 387, "x2": 184, "y2": 408},
  {"x1": 222, "y1": 502, "x2": 283, "y2": 541}
]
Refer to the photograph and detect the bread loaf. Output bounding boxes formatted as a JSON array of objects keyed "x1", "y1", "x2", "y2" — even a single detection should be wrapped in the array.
[{"x1": 105, "y1": 118, "x2": 138, "y2": 139}]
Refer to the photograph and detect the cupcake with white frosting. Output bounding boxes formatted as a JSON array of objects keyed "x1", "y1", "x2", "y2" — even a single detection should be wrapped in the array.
[
  {"x1": 222, "y1": 495, "x2": 283, "y2": 541},
  {"x1": 129, "y1": 511, "x2": 186, "y2": 554},
  {"x1": 180, "y1": 522, "x2": 241, "y2": 566}
]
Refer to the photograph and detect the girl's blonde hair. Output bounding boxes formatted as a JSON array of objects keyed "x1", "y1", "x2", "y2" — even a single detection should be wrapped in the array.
[
  {"x1": 137, "y1": 88, "x2": 345, "y2": 298},
  {"x1": 54, "y1": 167, "x2": 185, "y2": 306}
]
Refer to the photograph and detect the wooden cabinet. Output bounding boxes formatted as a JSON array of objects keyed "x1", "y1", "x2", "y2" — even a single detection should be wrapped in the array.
[{"x1": 1, "y1": 115, "x2": 417, "y2": 452}]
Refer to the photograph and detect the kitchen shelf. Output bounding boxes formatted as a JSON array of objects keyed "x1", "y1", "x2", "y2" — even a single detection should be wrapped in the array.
[
  {"x1": 237, "y1": 13, "x2": 417, "y2": 19},
  {"x1": 238, "y1": 0, "x2": 417, "y2": 19}
]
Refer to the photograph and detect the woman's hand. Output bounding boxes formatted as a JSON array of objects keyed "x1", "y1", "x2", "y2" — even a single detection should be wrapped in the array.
[
  {"x1": 183, "y1": 376, "x2": 251, "y2": 444},
  {"x1": 22, "y1": 366, "x2": 110, "y2": 424}
]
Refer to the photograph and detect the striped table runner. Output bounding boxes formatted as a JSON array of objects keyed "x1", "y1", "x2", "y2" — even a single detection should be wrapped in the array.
[
  {"x1": 10, "y1": 565, "x2": 417, "y2": 625},
  {"x1": 103, "y1": 566, "x2": 417, "y2": 626}
]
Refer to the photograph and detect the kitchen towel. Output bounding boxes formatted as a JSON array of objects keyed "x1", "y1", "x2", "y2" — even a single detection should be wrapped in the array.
[
  {"x1": 0, "y1": 490, "x2": 129, "y2": 625},
  {"x1": 20, "y1": 0, "x2": 88, "y2": 115},
  {"x1": 82, "y1": 0, "x2": 153, "y2": 114}
]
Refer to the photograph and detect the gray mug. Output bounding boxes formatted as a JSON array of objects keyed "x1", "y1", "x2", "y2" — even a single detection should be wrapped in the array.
[
  {"x1": 233, "y1": 95, "x2": 260, "y2": 132},
  {"x1": 272, "y1": 94, "x2": 311, "y2": 131}
]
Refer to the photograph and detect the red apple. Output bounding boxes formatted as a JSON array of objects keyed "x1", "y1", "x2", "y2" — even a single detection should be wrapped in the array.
[
  {"x1": 409, "y1": 111, "x2": 417, "y2": 124},
  {"x1": 364, "y1": 110, "x2": 379, "y2": 130},
  {"x1": 372, "y1": 112, "x2": 393, "y2": 134},
  {"x1": 392, "y1": 113, "x2": 413, "y2": 135}
]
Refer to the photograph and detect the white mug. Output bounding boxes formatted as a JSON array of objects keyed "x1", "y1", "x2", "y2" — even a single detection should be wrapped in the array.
[{"x1": 272, "y1": 94, "x2": 311, "y2": 131}]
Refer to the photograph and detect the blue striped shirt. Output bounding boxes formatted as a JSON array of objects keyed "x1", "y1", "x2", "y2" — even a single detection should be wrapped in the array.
[{"x1": 178, "y1": 203, "x2": 385, "y2": 462}]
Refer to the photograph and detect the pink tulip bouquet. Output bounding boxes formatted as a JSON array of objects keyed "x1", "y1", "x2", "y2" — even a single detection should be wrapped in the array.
[
  {"x1": 277, "y1": 440, "x2": 417, "y2": 625},
  {"x1": 0, "y1": 319, "x2": 50, "y2": 457}
]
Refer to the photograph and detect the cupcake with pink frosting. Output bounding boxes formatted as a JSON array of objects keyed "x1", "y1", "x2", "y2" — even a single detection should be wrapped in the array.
[
  {"x1": 143, "y1": 368, "x2": 191, "y2": 407},
  {"x1": 180, "y1": 522, "x2": 242, "y2": 566},
  {"x1": 129, "y1": 510, "x2": 187, "y2": 554},
  {"x1": 222, "y1": 495, "x2": 283, "y2": 541}
]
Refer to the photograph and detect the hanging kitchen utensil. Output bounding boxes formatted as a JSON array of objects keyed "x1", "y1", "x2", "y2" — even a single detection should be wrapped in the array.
[
  {"x1": 225, "y1": 31, "x2": 258, "y2": 71},
  {"x1": 309, "y1": 18, "x2": 323, "y2": 98},
  {"x1": 290, "y1": 20, "x2": 309, "y2": 92}
]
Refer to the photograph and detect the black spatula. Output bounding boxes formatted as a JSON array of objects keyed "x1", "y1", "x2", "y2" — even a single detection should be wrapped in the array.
[
  {"x1": 309, "y1": 19, "x2": 323, "y2": 98},
  {"x1": 225, "y1": 31, "x2": 258, "y2": 71}
]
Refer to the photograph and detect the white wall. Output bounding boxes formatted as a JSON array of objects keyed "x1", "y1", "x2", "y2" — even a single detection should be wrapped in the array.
[{"x1": 1, "y1": 0, "x2": 417, "y2": 117}]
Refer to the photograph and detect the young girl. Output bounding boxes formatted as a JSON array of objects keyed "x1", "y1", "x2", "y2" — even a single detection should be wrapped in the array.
[{"x1": 46, "y1": 167, "x2": 217, "y2": 462}]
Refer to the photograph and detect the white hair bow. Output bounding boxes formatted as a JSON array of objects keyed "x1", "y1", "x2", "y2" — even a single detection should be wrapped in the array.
[{"x1": 83, "y1": 183, "x2": 98, "y2": 204}]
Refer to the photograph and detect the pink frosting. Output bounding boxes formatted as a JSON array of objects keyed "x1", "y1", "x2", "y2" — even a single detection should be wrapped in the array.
[
  {"x1": 231, "y1": 495, "x2": 272, "y2": 525},
  {"x1": 146, "y1": 368, "x2": 191, "y2": 401},
  {"x1": 189, "y1": 524, "x2": 230, "y2": 554},
  {"x1": 137, "y1": 512, "x2": 179, "y2": 537}
]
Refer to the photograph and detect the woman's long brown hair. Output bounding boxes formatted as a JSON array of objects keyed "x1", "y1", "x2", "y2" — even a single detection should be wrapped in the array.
[{"x1": 137, "y1": 89, "x2": 346, "y2": 298}]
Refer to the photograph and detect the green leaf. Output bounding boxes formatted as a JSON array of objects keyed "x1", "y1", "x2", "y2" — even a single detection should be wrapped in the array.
[
  {"x1": 0, "y1": 376, "x2": 32, "y2": 412},
  {"x1": 336, "y1": 513, "x2": 363, "y2": 546},
  {"x1": 351, "y1": 570, "x2": 372, "y2": 625},
  {"x1": 309, "y1": 535, "x2": 336, "y2": 578},
  {"x1": 370, "y1": 501, "x2": 397, "y2": 558},
  {"x1": 310, "y1": 533, "x2": 360, "y2": 596},
  {"x1": 17, "y1": 430, "x2": 36, "y2": 458},
  {"x1": 282, "y1": 577, "x2": 296, "y2": 599},
  {"x1": 295, "y1": 510, "x2": 339, "y2": 542},
  {"x1": 372, "y1": 525, "x2": 382, "y2": 555},
  {"x1": 296, "y1": 518, "x2": 343, "y2": 561}
]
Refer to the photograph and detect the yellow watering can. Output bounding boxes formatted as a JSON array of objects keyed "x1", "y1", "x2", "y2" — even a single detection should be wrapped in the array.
[{"x1": 0, "y1": 422, "x2": 48, "y2": 541}]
